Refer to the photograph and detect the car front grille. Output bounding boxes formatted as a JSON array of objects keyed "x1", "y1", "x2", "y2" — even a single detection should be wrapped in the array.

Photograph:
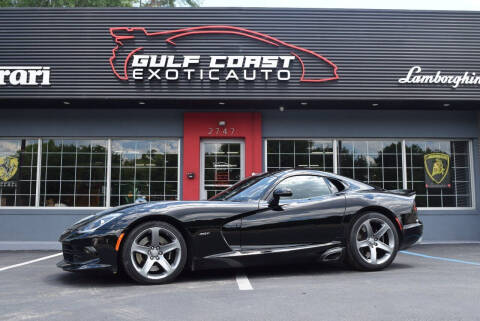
[
  {"x1": 62, "y1": 243, "x2": 74, "y2": 262},
  {"x1": 62, "y1": 242, "x2": 95, "y2": 263}
]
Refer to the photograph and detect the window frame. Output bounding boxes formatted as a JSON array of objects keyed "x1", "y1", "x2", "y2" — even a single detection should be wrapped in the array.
[
  {"x1": 264, "y1": 138, "x2": 476, "y2": 211},
  {"x1": 0, "y1": 137, "x2": 181, "y2": 209}
]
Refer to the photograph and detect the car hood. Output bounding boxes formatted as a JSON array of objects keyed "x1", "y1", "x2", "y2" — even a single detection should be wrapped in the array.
[
  {"x1": 65, "y1": 201, "x2": 213, "y2": 231},
  {"x1": 65, "y1": 203, "x2": 145, "y2": 232}
]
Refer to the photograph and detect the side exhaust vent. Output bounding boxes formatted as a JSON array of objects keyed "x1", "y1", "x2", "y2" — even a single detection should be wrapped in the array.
[{"x1": 320, "y1": 247, "x2": 344, "y2": 262}]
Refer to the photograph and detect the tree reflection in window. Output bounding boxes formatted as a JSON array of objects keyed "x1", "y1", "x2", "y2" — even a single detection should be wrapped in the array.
[
  {"x1": 338, "y1": 140, "x2": 403, "y2": 191},
  {"x1": 111, "y1": 140, "x2": 179, "y2": 206},
  {"x1": 266, "y1": 140, "x2": 334, "y2": 173},
  {"x1": 40, "y1": 139, "x2": 107, "y2": 207}
]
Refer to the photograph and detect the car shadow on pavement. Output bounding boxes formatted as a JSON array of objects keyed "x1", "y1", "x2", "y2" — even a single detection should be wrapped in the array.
[
  {"x1": 44, "y1": 267, "x2": 239, "y2": 288},
  {"x1": 45, "y1": 260, "x2": 413, "y2": 288},
  {"x1": 241, "y1": 261, "x2": 413, "y2": 279},
  {"x1": 45, "y1": 271, "x2": 133, "y2": 287}
]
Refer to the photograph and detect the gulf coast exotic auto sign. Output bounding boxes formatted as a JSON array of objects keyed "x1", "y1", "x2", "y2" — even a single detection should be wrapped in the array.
[{"x1": 109, "y1": 25, "x2": 339, "y2": 84}]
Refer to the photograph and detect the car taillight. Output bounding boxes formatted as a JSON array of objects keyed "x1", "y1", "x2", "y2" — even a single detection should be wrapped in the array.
[{"x1": 413, "y1": 202, "x2": 418, "y2": 215}]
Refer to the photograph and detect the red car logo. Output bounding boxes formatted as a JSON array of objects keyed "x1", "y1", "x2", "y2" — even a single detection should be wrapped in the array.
[{"x1": 109, "y1": 25, "x2": 339, "y2": 82}]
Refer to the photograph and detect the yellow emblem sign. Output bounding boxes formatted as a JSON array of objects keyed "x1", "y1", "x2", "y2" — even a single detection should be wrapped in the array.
[
  {"x1": 424, "y1": 152, "x2": 450, "y2": 185},
  {"x1": 0, "y1": 156, "x2": 19, "y2": 182}
]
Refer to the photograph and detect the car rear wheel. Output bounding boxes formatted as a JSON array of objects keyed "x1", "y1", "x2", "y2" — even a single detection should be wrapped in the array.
[
  {"x1": 346, "y1": 212, "x2": 399, "y2": 271},
  {"x1": 121, "y1": 221, "x2": 187, "y2": 284}
]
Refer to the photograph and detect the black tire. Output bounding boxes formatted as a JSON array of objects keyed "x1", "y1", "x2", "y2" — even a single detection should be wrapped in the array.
[
  {"x1": 121, "y1": 221, "x2": 187, "y2": 285},
  {"x1": 346, "y1": 212, "x2": 399, "y2": 271}
]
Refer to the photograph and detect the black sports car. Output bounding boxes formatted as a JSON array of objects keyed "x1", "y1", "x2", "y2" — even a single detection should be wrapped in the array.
[{"x1": 57, "y1": 169, "x2": 423, "y2": 284}]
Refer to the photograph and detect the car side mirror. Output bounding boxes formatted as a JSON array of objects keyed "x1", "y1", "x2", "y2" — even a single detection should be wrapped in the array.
[{"x1": 269, "y1": 188, "x2": 293, "y2": 208}]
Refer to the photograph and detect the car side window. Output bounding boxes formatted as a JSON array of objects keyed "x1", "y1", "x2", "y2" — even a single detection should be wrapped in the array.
[
  {"x1": 325, "y1": 178, "x2": 339, "y2": 193},
  {"x1": 274, "y1": 175, "x2": 332, "y2": 200}
]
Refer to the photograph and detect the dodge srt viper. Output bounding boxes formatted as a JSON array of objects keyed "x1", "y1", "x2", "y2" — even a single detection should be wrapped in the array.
[{"x1": 58, "y1": 169, "x2": 423, "y2": 284}]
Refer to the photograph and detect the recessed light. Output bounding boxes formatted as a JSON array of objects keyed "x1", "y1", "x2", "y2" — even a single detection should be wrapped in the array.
[
  {"x1": 63, "y1": 101, "x2": 70, "y2": 105},
  {"x1": 279, "y1": 106, "x2": 285, "y2": 112},
  {"x1": 138, "y1": 101, "x2": 146, "y2": 105},
  {"x1": 371, "y1": 103, "x2": 379, "y2": 107},
  {"x1": 218, "y1": 102, "x2": 225, "y2": 105},
  {"x1": 443, "y1": 103, "x2": 450, "y2": 107},
  {"x1": 300, "y1": 102, "x2": 308, "y2": 106}
]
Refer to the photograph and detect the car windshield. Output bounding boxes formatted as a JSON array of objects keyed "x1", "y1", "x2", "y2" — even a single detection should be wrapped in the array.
[{"x1": 209, "y1": 172, "x2": 278, "y2": 202}]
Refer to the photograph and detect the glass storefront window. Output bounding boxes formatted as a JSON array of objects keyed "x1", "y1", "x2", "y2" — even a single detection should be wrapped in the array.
[
  {"x1": 40, "y1": 139, "x2": 107, "y2": 207},
  {"x1": 0, "y1": 137, "x2": 474, "y2": 210},
  {"x1": 111, "y1": 139, "x2": 179, "y2": 206},
  {"x1": 337, "y1": 140, "x2": 403, "y2": 190},
  {"x1": 266, "y1": 140, "x2": 334, "y2": 172},
  {"x1": 406, "y1": 140, "x2": 472, "y2": 208},
  {"x1": 0, "y1": 139, "x2": 38, "y2": 207}
]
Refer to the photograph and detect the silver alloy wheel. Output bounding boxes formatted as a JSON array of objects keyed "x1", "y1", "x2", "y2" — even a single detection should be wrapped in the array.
[
  {"x1": 130, "y1": 226, "x2": 181, "y2": 280},
  {"x1": 355, "y1": 218, "x2": 395, "y2": 265}
]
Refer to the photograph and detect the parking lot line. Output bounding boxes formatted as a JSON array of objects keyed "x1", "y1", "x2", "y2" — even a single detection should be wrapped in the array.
[
  {"x1": 0, "y1": 252, "x2": 62, "y2": 272},
  {"x1": 400, "y1": 250, "x2": 480, "y2": 266},
  {"x1": 236, "y1": 272, "x2": 253, "y2": 290}
]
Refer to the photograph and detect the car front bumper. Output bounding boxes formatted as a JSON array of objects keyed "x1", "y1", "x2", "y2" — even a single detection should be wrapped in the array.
[
  {"x1": 56, "y1": 258, "x2": 114, "y2": 272},
  {"x1": 400, "y1": 221, "x2": 423, "y2": 250},
  {"x1": 57, "y1": 229, "x2": 121, "y2": 273}
]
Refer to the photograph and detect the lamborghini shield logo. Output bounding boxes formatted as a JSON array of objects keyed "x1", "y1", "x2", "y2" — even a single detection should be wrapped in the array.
[
  {"x1": 0, "y1": 156, "x2": 19, "y2": 182},
  {"x1": 424, "y1": 153, "x2": 451, "y2": 188}
]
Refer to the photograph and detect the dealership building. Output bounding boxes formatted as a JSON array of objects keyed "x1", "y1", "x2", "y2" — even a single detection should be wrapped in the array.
[{"x1": 0, "y1": 7, "x2": 479, "y2": 248}]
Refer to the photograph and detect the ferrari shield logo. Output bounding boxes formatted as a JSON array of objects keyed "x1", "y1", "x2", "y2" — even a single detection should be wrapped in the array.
[
  {"x1": 424, "y1": 153, "x2": 451, "y2": 188},
  {"x1": 0, "y1": 156, "x2": 19, "y2": 182}
]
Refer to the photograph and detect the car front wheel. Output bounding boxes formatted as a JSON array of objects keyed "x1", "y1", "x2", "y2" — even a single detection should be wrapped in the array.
[
  {"x1": 121, "y1": 221, "x2": 187, "y2": 284},
  {"x1": 346, "y1": 212, "x2": 399, "y2": 271}
]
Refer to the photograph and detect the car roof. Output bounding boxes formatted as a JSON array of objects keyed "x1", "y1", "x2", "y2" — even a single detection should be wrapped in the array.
[{"x1": 270, "y1": 169, "x2": 373, "y2": 190}]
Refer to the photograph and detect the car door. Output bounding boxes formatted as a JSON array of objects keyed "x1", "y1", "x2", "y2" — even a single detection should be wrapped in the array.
[{"x1": 240, "y1": 175, "x2": 346, "y2": 250}]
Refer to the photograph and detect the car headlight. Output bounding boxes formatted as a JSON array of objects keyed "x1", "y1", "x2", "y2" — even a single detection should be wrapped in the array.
[
  {"x1": 73, "y1": 214, "x2": 95, "y2": 226},
  {"x1": 78, "y1": 213, "x2": 122, "y2": 233}
]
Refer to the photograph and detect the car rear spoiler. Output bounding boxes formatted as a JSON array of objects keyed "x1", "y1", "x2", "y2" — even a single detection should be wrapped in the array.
[{"x1": 388, "y1": 189, "x2": 416, "y2": 197}]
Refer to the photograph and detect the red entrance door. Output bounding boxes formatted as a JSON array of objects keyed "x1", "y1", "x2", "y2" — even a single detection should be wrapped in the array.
[{"x1": 183, "y1": 112, "x2": 262, "y2": 200}]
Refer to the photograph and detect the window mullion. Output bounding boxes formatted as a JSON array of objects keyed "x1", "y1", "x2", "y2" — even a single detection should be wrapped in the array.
[
  {"x1": 401, "y1": 139, "x2": 407, "y2": 190},
  {"x1": 333, "y1": 139, "x2": 338, "y2": 174},
  {"x1": 469, "y1": 140, "x2": 475, "y2": 209},
  {"x1": 34, "y1": 138, "x2": 42, "y2": 207},
  {"x1": 106, "y1": 138, "x2": 112, "y2": 208}
]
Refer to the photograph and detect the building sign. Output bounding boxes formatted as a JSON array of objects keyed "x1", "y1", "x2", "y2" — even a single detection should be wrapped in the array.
[
  {"x1": 130, "y1": 55, "x2": 295, "y2": 81},
  {"x1": 424, "y1": 152, "x2": 451, "y2": 188},
  {"x1": 0, "y1": 155, "x2": 19, "y2": 187},
  {"x1": 398, "y1": 66, "x2": 480, "y2": 89},
  {"x1": 0, "y1": 66, "x2": 50, "y2": 86},
  {"x1": 109, "y1": 25, "x2": 339, "y2": 84}
]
